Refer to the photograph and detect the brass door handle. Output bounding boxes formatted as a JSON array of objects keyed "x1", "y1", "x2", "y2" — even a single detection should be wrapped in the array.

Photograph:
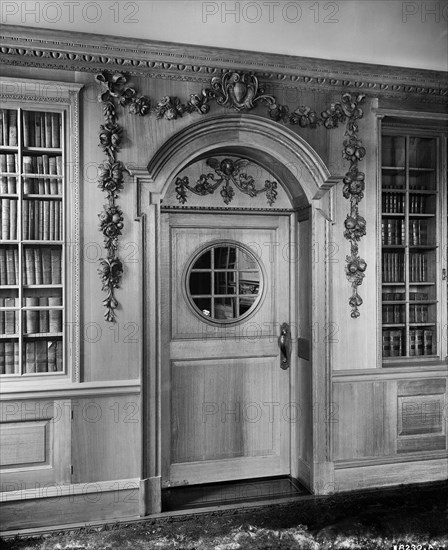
[{"x1": 279, "y1": 322, "x2": 291, "y2": 370}]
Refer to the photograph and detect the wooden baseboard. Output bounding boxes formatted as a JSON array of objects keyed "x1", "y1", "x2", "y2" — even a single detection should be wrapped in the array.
[
  {"x1": 334, "y1": 457, "x2": 448, "y2": 492},
  {"x1": 140, "y1": 476, "x2": 161, "y2": 516},
  {"x1": 0, "y1": 487, "x2": 140, "y2": 531}
]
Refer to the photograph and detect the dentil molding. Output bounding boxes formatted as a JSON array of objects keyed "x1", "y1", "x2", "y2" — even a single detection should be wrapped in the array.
[{"x1": 0, "y1": 25, "x2": 447, "y2": 103}]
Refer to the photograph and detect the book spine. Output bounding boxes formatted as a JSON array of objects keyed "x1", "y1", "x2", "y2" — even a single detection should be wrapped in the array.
[
  {"x1": 23, "y1": 155, "x2": 33, "y2": 194},
  {"x1": 41, "y1": 248, "x2": 51, "y2": 284},
  {"x1": 0, "y1": 248, "x2": 7, "y2": 285},
  {"x1": 51, "y1": 113, "x2": 60, "y2": 148},
  {"x1": 39, "y1": 297, "x2": 49, "y2": 333},
  {"x1": 43, "y1": 200, "x2": 50, "y2": 240},
  {"x1": 0, "y1": 298, "x2": 3, "y2": 333},
  {"x1": 13, "y1": 341, "x2": 20, "y2": 374},
  {"x1": 8, "y1": 110, "x2": 17, "y2": 146},
  {"x1": 47, "y1": 341, "x2": 57, "y2": 371},
  {"x1": 44, "y1": 113, "x2": 52, "y2": 148},
  {"x1": 48, "y1": 296, "x2": 62, "y2": 333},
  {"x1": 24, "y1": 296, "x2": 39, "y2": 334},
  {"x1": 2, "y1": 110, "x2": 8, "y2": 146},
  {"x1": 9, "y1": 198, "x2": 17, "y2": 240},
  {"x1": 382, "y1": 330, "x2": 391, "y2": 358},
  {"x1": 5, "y1": 341, "x2": 14, "y2": 374},
  {"x1": 25, "y1": 341, "x2": 36, "y2": 373},
  {"x1": 49, "y1": 157, "x2": 58, "y2": 195},
  {"x1": 0, "y1": 110, "x2": 3, "y2": 146},
  {"x1": 0, "y1": 342, "x2": 4, "y2": 374},
  {"x1": 49, "y1": 200, "x2": 55, "y2": 240},
  {"x1": 4, "y1": 297, "x2": 17, "y2": 334},
  {"x1": 6, "y1": 153, "x2": 16, "y2": 194},
  {"x1": 1, "y1": 198, "x2": 10, "y2": 240},
  {"x1": 35, "y1": 112, "x2": 42, "y2": 147},
  {"x1": 5, "y1": 248, "x2": 15, "y2": 285},
  {"x1": 23, "y1": 111, "x2": 30, "y2": 147},
  {"x1": 55, "y1": 340, "x2": 63, "y2": 371},
  {"x1": 51, "y1": 248, "x2": 62, "y2": 284},
  {"x1": 25, "y1": 247, "x2": 35, "y2": 285},
  {"x1": 35, "y1": 341, "x2": 48, "y2": 372},
  {"x1": 22, "y1": 199, "x2": 29, "y2": 239},
  {"x1": 0, "y1": 153, "x2": 7, "y2": 193},
  {"x1": 34, "y1": 248, "x2": 43, "y2": 285}
]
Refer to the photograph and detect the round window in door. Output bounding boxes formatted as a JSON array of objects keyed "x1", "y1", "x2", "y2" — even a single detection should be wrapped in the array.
[{"x1": 185, "y1": 242, "x2": 264, "y2": 324}]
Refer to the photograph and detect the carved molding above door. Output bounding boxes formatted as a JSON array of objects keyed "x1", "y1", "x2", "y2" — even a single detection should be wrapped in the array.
[
  {"x1": 0, "y1": 25, "x2": 446, "y2": 102},
  {"x1": 96, "y1": 70, "x2": 366, "y2": 321}
]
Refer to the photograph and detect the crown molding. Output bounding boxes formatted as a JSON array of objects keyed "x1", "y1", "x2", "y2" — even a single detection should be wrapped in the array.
[{"x1": 0, "y1": 25, "x2": 447, "y2": 103}]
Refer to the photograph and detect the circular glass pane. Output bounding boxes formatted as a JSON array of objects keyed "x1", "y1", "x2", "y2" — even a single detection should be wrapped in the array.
[{"x1": 186, "y1": 243, "x2": 263, "y2": 323}]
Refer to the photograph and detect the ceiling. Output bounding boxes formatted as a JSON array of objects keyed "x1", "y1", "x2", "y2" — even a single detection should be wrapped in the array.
[{"x1": 2, "y1": 0, "x2": 448, "y2": 72}]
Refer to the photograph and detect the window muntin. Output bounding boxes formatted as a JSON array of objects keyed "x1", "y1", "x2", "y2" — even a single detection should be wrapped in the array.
[{"x1": 186, "y1": 242, "x2": 263, "y2": 324}]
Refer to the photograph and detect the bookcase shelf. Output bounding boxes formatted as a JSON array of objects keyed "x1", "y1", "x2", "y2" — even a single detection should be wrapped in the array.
[
  {"x1": 380, "y1": 129, "x2": 446, "y2": 362},
  {"x1": 0, "y1": 93, "x2": 80, "y2": 379}
]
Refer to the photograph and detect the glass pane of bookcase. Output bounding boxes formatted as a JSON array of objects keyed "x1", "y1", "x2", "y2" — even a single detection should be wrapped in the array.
[
  {"x1": 0, "y1": 107, "x2": 65, "y2": 376},
  {"x1": 381, "y1": 132, "x2": 439, "y2": 361}
]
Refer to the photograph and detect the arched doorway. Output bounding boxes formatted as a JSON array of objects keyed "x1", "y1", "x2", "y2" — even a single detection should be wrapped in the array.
[{"x1": 136, "y1": 114, "x2": 337, "y2": 514}]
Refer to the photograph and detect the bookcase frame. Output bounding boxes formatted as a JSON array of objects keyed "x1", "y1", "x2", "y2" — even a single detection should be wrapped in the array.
[
  {"x1": 378, "y1": 116, "x2": 448, "y2": 366},
  {"x1": 0, "y1": 78, "x2": 83, "y2": 387}
]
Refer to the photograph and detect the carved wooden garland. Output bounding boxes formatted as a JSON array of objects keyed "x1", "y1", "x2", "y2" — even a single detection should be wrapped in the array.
[{"x1": 95, "y1": 71, "x2": 366, "y2": 321}]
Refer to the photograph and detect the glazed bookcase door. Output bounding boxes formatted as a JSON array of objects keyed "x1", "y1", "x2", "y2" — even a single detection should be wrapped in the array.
[
  {"x1": 0, "y1": 79, "x2": 82, "y2": 384},
  {"x1": 380, "y1": 128, "x2": 447, "y2": 363}
]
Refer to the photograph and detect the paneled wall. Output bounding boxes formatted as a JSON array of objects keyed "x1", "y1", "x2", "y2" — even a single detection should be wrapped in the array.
[{"x1": 0, "y1": 29, "x2": 446, "y2": 531}]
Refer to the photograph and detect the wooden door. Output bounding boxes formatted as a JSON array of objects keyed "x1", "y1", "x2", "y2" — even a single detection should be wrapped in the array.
[{"x1": 161, "y1": 212, "x2": 293, "y2": 486}]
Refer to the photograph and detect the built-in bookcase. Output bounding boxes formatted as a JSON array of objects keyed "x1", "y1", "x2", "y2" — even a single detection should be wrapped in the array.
[
  {"x1": 381, "y1": 127, "x2": 446, "y2": 362},
  {"x1": 0, "y1": 79, "x2": 82, "y2": 382}
]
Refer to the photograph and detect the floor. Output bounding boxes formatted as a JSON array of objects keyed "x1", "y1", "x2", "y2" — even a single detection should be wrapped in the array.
[
  {"x1": 2, "y1": 480, "x2": 447, "y2": 549},
  {"x1": 162, "y1": 476, "x2": 306, "y2": 511}
]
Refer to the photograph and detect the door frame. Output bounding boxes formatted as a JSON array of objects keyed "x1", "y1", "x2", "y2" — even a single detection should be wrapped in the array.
[{"x1": 133, "y1": 114, "x2": 339, "y2": 515}]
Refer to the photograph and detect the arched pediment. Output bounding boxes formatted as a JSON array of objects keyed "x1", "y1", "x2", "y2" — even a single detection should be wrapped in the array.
[{"x1": 146, "y1": 114, "x2": 339, "y2": 209}]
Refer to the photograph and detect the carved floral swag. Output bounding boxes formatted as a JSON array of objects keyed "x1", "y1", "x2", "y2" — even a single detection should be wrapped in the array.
[{"x1": 95, "y1": 71, "x2": 367, "y2": 322}]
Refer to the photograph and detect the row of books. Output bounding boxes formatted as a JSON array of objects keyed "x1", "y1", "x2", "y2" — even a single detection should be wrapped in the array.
[
  {"x1": 409, "y1": 253, "x2": 428, "y2": 282},
  {"x1": 0, "y1": 340, "x2": 63, "y2": 374},
  {"x1": 410, "y1": 329, "x2": 436, "y2": 356},
  {"x1": 23, "y1": 199, "x2": 63, "y2": 240},
  {"x1": 409, "y1": 220, "x2": 428, "y2": 246},
  {"x1": 382, "y1": 305, "x2": 404, "y2": 324},
  {"x1": 382, "y1": 329, "x2": 436, "y2": 357},
  {"x1": 383, "y1": 193, "x2": 405, "y2": 214},
  {"x1": 382, "y1": 304, "x2": 430, "y2": 324},
  {"x1": 0, "y1": 297, "x2": 63, "y2": 334},
  {"x1": 381, "y1": 219, "x2": 429, "y2": 246},
  {"x1": 0, "y1": 247, "x2": 19, "y2": 285},
  {"x1": 1, "y1": 198, "x2": 17, "y2": 240},
  {"x1": 382, "y1": 291, "x2": 429, "y2": 301},
  {"x1": 23, "y1": 111, "x2": 61, "y2": 149},
  {"x1": 0, "y1": 298, "x2": 19, "y2": 334},
  {"x1": 0, "y1": 110, "x2": 18, "y2": 147},
  {"x1": 1, "y1": 198, "x2": 63, "y2": 241},
  {"x1": 382, "y1": 329, "x2": 403, "y2": 357},
  {"x1": 382, "y1": 219, "x2": 405, "y2": 245},
  {"x1": 382, "y1": 193, "x2": 431, "y2": 215},
  {"x1": 0, "y1": 341, "x2": 19, "y2": 374},
  {"x1": 0, "y1": 153, "x2": 17, "y2": 193},
  {"x1": 0, "y1": 247, "x2": 62, "y2": 286},
  {"x1": 23, "y1": 153, "x2": 62, "y2": 180},
  {"x1": 382, "y1": 252, "x2": 429, "y2": 283},
  {"x1": 23, "y1": 248, "x2": 62, "y2": 285},
  {"x1": 382, "y1": 252, "x2": 405, "y2": 282},
  {"x1": 25, "y1": 296, "x2": 62, "y2": 334}
]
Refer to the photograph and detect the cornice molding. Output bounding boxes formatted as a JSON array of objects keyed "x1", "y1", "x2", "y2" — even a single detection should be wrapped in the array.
[{"x1": 1, "y1": 25, "x2": 447, "y2": 103}]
